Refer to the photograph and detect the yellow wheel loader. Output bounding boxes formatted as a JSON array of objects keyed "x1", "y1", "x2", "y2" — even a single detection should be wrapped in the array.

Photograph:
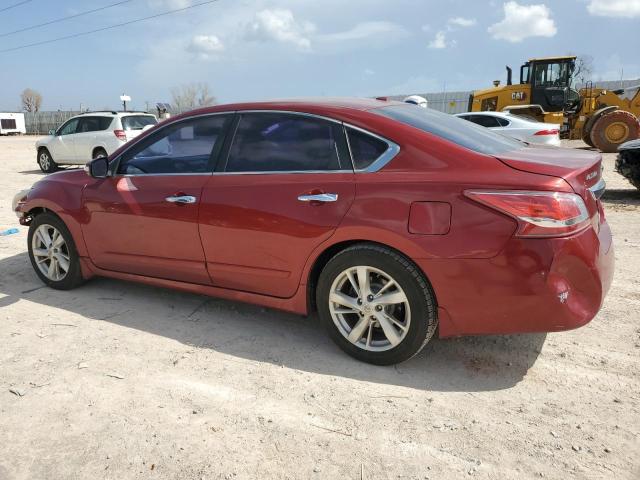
[{"x1": 469, "y1": 56, "x2": 640, "y2": 152}]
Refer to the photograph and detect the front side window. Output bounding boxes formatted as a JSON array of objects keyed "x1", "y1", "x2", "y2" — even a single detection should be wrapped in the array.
[
  {"x1": 225, "y1": 113, "x2": 346, "y2": 172},
  {"x1": 346, "y1": 128, "x2": 389, "y2": 170},
  {"x1": 374, "y1": 104, "x2": 523, "y2": 156},
  {"x1": 58, "y1": 118, "x2": 79, "y2": 136},
  {"x1": 117, "y1": 115, "x2": 229, "y2": 175}
]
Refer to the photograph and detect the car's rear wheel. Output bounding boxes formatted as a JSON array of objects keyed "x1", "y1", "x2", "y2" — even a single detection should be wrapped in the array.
[
  {"x1": 27, "y1": 213, "x2": 84, "y2": 290},
  {"x1": 37, "y1": 148, "x2": 58, "y2": 173},
  {"x1": 317, "y1": 244, "x2": 437, "y2": 365},
  {"x1": 92, "y1": 148, "x2": 107, "y2": 159}
]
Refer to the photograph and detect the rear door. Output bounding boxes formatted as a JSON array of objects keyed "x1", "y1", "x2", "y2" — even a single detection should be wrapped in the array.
[
  {"x1": 75, "y1": 116, "x2": 109, "y2": 162},
  {"x1": 198, "y1": 112, "x2": 356, "y2": 298},
  {"x1": 82, "y1": 114, "x2": 232, "y2": 284}
]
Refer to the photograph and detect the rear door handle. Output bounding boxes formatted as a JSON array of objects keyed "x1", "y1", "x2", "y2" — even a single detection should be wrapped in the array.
[
  {"x1": 297, "y1": 193, "x2": 338, "y2": 203},
  {"x1": 165, "y1": 195, "x2": 197, "y2": 204}
]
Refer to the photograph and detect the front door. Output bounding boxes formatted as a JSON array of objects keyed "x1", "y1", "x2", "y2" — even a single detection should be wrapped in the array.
[
  {"x1": 51, "y1": 118, "x2": 79, "y2": 162},
  {"x1": 81, "y1": 114, "x2": 232, "y2": 284},
  {"x1": 199, "y1": 112, "x2": 356, "y2": 298}
]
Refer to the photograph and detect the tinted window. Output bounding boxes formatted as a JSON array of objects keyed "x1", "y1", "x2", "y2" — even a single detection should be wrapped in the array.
[
  {"x1": 121, "y1": 115, "x2": 157, "y2": 131},
  {"x1": 58, "y1": 118, "x2": 79, "y2": 135},
  {"x1": 117, "y1": 115, "x2": 229, "y2": 175},
  {"x1": 77, "y1": 116, "x2": 112, "y2": 133},
  {"x1": 347, "y1": 128, "x2": 389, "y2": 170},
  {"x1": 226, "y1": 113, "x2": 345, "y2": 172},
  {"x1": 1, "y1": 119, "x2": 17, "y2": 129},
  {"x1": 496, "y1": 117, "x2": 510, "y2": 127},
  {"x1": 469, "y1": 115, "x2": 501, "y2": 128},
  {"x1": 374, "y1": 105, "x2": 524, "y2": 155}
]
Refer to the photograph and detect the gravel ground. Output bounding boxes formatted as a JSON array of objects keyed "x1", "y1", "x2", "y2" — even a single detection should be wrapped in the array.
[{"x1": 0, "y1": 136, "x2": 639, "y2": 480}]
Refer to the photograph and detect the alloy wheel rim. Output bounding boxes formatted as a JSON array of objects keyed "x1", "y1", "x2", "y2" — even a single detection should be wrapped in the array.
[
  {"x1": 31, "y1": 224, "x2": 70, "y2": 281},
  {"x1": 39, "y1": 153, "x2": 50, "y2": 170},
  {"x1": 329, "y1": 266, "x2": 410, "y2": 352}
]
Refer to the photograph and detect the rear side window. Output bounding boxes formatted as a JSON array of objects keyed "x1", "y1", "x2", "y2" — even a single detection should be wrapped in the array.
[
  {"x1": 225, "y1": 113, "x2": 345, "y2": 172},
  {"x1": 375, "y1": 104, "x2": 524, "y2": 155},
  {"x1": 469, "y1": 115, "x2": 501, "y2": 128},
  {"x1": 347, "y1": 128, "x2": 389, "y2": 170},
  {"x1": 117, "y1": 115, "x2": 229, "y2": 175},
  {"x1": 496, "y1": 117, "x2": 510, "y2": 127},
  {"x1": 121, "y1": 115, "x2": 157, "y2": 131},
  {"x1": 77, "y1": 116, "x2": 113, "y2": 133}
]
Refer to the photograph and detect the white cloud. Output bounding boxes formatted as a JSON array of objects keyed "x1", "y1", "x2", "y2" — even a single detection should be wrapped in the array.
[
  {"x1": 187, "y1": 35, "x2": 224, "y2": 58},
  {"x1": 364, "y1": 68, "x2": 375, "y2": 76},
  {"x1": 320, "y1": 21, "x2": 407, "y2": 42},
  {"x1": 428, "y1": 31, "x2": 447, "y2": 49},
  {"x1": 448, "y1": 17, "x2": 477, "y2": 27},
  {"x1": 587, "y1": 0, "x2": 640, "y2": 17},
  {"x1": 488, "y1": 2, "x2": 557, "y2": 43},
  {"x1": 244, "y1": 9, "x2": 315, "y2": 50}
]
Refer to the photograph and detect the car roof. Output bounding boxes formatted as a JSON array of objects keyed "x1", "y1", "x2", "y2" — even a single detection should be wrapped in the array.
[
  {"x1": 456, "y1": 111, "x2": 513, "y2": 119},
  {"x1": 75, "y1": 111, "x2": 155, "y2": 117},
  {"x1": 170, "y1": 97, "x2": 405, "y2": 119}
]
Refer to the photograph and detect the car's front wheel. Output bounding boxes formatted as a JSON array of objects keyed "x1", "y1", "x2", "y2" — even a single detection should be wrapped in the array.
[
  {"x1": 317, "y1": 244, "x2": 438, "y2": 365},
  {"x1": 37, "y1": 148, "x2": 58, "y2": 173},
  {"x1": 27, "y1": 213, "x2": 84, "y2": 290}
]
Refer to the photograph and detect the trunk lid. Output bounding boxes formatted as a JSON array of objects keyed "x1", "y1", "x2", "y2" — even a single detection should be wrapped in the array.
[{"x1": 495, "y1": 145, "x2": 602, "y2": 197}]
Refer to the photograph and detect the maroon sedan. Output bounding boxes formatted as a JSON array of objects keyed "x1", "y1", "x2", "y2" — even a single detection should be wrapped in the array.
[{"x1": 13, "y1": 98, "x2": 614, "y2": 365}]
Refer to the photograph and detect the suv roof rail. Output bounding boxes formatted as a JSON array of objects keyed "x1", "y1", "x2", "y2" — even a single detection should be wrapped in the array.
[{"x1": 79, "y1": 110, "x2": 118, "y2": 115}]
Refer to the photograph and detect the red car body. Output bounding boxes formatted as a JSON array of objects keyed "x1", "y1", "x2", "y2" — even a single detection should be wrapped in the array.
[{"x1": 16, "y1": 98, "x2": 614, "y2": 338}]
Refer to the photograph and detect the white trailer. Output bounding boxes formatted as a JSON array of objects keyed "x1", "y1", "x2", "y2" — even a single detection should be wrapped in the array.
[{"x1": 0, "y1": 112, "x2": 26, "y2": 135}]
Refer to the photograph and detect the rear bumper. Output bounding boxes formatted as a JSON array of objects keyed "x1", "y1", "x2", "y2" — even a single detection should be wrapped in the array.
[{"x1": 418, "y1": 220, "x2": 614, "y2": 337}]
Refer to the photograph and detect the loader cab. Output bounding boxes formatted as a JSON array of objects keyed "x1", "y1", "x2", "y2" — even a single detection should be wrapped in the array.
[{"x1": 521, "y1": 56, "x2": 579, "y2": 112}]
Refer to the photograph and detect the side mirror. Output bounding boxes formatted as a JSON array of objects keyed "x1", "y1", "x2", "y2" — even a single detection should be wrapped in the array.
[
  {"x1": 85, "y1": 157, "x2": 109, "y2": 178},
  {"x1": 49, "y1": 129, "x2": 56, "y2": 135}
]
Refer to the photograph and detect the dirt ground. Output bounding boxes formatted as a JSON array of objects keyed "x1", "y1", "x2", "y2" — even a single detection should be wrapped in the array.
[{"x1": 0, "y1": 135, "x2": 638, "y2": 480}]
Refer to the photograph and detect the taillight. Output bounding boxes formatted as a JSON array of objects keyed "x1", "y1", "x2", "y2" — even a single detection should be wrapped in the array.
[
  {"x1": 114, "y1": 129, "x2": 127, "y2": 141},
  {"x1": 465, "y1": 190, "x2": 590, "y2": 237},
  {"x1": 534, "y1": 129, "x2": 559, "y2": 136}
]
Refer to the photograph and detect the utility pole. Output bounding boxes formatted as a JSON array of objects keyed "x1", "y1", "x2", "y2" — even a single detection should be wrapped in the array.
[{"x1": 120, "y1": 94, "x2": 131, "y2": 112}]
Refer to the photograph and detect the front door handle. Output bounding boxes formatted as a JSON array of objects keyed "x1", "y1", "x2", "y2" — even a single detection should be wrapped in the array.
[
  {"x1": 165, "y1": 195, "x2": 197, "y2": 204},
  {"x1": 297, "y1": 193, "x2": 338, "y2": 203}
]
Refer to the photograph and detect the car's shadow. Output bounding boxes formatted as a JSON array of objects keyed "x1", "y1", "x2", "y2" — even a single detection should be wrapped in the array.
[
  {"x1": 0, "y1": 252, "x2": 546, "y2": 392},
  {"x1": 601, "y1": 188, "x2": 640, "y2": 206}
]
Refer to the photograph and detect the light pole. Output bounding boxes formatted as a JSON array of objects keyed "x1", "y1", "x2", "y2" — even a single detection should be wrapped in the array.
[{"x1": 120, "y1": 94, "x2": 131, "y2": 112}]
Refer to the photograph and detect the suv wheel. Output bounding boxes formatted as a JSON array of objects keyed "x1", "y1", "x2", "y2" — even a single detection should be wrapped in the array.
[
  {"x1": 28, "y1": 213, "x2": 85, "y2": 290},
  {"x1": 317, "y1": 244, "x2": 438, "y2": 365},
  {"x1": 38, "y1": 148, "x2": 58, "y2": 173}
]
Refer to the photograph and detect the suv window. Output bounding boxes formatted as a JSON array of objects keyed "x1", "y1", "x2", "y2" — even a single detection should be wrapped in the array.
[
  {"x1": 346, "y1": 128, "x2": 389, "y2": 170},
  {"x1": 117, "y1": 115, "x2": 229, "y2": 175},
  {"x1": 225, "y1": 113, "x2": 346, "y2": 172},
  {"x1": 58, "y1": 118, "x2": 80, "y2": 136},
  {"x1": 374, "y1": 105, "x2": 523, "y2": 155},
  {"x1": 77, "y1": 116, "x2": 113, "y2": 133},
  {"x1": 121, "y1": 115, "x2": 157, "y2": 131}
]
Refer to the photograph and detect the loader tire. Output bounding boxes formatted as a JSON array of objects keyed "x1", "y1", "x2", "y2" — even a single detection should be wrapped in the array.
[{"x1": 590, "y1": 110, "x2": 640, "y2": 153}]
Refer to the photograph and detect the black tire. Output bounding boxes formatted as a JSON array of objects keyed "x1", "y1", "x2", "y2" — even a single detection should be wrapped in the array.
[
  {"x1": 27, "y1": 212, "x2": 85, "y2": 290},
  {"x1": 616, "y1": 151, "x2": 640, "y2": 191},
  {"x1": 316, "y1": 243, "x2": 437, "y2": 365},
  {"x1": 37, "y1": 148, "x2": 58, "y2": 173},
  {"x1": 92, "y1": 148, "x2": 108, "y2": 159}
]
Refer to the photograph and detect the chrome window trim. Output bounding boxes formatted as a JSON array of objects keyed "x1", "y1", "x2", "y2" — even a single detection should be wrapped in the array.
[{"x1": 111, "y1": 109, "x2": 401, "y2": 177}]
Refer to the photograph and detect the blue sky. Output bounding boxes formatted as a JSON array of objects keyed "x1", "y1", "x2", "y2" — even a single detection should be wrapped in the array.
[{"x1": 1, "y1": 0, "x2": 639, "y2": 111}]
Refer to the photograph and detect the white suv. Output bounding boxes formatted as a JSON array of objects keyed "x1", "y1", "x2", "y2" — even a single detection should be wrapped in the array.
[{"x1": 35, "y1": 111, "x2": 158, "y2": 173}]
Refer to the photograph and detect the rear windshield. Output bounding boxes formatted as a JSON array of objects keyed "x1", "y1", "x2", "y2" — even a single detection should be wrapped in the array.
[
  {"x1": 121, "y1": 115, "x2": 157, "y2": 131},
  {"x1": 373, "y1": 104, "x2": 524, "y2": 155}
]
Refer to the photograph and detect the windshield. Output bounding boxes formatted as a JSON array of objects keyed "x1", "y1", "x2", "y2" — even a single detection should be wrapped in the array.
[
  {"x1": 121, "y1": 115, "x2": 157, "y2": 131},
  {"x1": 373, "y1": 104, "x2": 524, "y2": 155}
]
